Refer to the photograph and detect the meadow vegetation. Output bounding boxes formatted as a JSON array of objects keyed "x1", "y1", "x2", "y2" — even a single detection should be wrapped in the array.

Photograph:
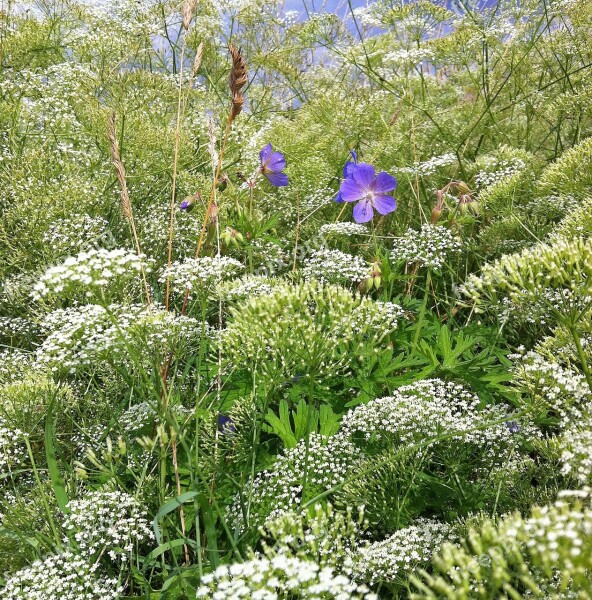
[{"x1": 1, "y1": 0, "x2": 592, "y2": 597}]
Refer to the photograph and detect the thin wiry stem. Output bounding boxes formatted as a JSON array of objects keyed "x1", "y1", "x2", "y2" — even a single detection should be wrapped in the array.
[
  {"x1": 177, "y1": 45, "x2": 247, "y2": 318},
  {"x1": 107, "y1": 111, "x2": 151, "y2": 307},
  {"x1": 207, "y1": 154, "x2": 223, "y2": 544},
  {"x1": 165, "y1": 42, "x2": 204, "y2": 313},
  {"x1": 165, "y1": 43, "x2": 186, "y2": 313}
]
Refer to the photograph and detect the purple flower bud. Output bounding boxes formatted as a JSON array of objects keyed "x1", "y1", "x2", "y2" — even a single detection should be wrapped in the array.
[
  {"x1": 180, "y1": 195, "x2": 197, "y2": 212},
  {"x1": 335, "y1": 150, "x2": 358, "y2": 203}
]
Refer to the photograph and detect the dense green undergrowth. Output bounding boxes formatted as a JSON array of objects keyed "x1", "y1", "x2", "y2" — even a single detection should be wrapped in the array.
[{"x1": 1, "y1": 0, "x2": 592, "y2": 597}]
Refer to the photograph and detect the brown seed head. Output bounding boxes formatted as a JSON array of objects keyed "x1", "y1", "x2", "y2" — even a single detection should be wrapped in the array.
[
  {"x1": 191, "y1": 42, "x2": 204, "y2": 78},
  {"x1": 107, "y1": 111, "x2": 132, "y2": 221},
  {"x1": 228, "y1": 44, "x2": 247, "y2": 121},
  {"x1": 181, "y1": 0, "x2": 197, "y2": 31}
]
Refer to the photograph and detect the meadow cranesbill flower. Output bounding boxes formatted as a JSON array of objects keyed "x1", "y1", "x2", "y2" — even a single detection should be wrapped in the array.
[
  {"x1": 338, "y1": 163, "x2": 397, "y2": 223},
  {"x1": 259, "y1": 143, "x2": 289, "y2": 186},
  {"x1": 335, "y1": 150, "x2": 358, "y2": 203}
]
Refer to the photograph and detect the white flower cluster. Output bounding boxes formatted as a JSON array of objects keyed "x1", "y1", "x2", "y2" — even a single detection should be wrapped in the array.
[
  {"x1": 497, "y1": 288, "x2": 592, "y2": 329},
  {"x1": 463, "y1": 237, "x2": 592, "y2": 309},
  {"x1": 160, "y1": 256, "x2": 244, "y2": 298},
  {"x1": 391, "y1": 224, "x2": 462, "y2": 269},
  {"x1": 227, "y1": 434, "x2": 360, "y2": 529},
  {"x1": 474, "y1": 158, "x2": 526, "y2": 188},
  {"x1": 340, "y1": 379, "x2": 533, "y2": 449},
  {"x1": 134, "y1": 202, "x2": 200, "y2": 259},
  {"x1": 378, "y1": 48, "x2": 435, "y2": 78},
  {"x1": 521, "y1": 498, "x2": 592, "y2": 572},
  {"x1": 74, "y1": 402, "x2": 190, "y2": 467},
  {"x1": 560, "y1": 418, "x2": 592, "y2": 483},
  {"x1": 0, "y1": 349, "x2": 34, "y2": 384},
  {"x1": 0, "y1": 417, "x2": 23, "y2": 478},
  {"x1": 396, "y1": 152, "x2": 457, "y2": 177},
  {"x1": 428, "y1": 491, "x2": 592, "y2": 596},
  {"x1": 63, "y1": 490, "x2": 153, "y2": 561},
  {"x1": 301, "y1": 249, "x2": 368, "y2": 286},
  {"x1": 319, "y1": 222, "x2": 368, "y2": 238},
  {"x1": 262, "y1": 503, "x2": 363, "y2": 574},
  {"x1": 251, "y1": 240, "x2": 291, "y2": 275},
  {"x1": 521, "y1": 573, "x2": 583, "y2": 600},
  {"x1": 0, "y1": 316, "x2": 38, "y2": 339},
  {"x1": 354, "y1": 519, "x2": 452, "y2": 584},
  {"x1": 541, "y1": 288, "x2": 592, "y2": 316},
  {"x1": 2, "y1": 63, "x2": 99, "y2": 139},
  {"x1": 217, "y1": 275, "x2": 276, "y2": 303},
  {"x1": 196, "y1": 552, "x2": 378, "y2": 600},
  {"x1": 221, "y1": 282, "x2": 402, "y2": 380},
  {"x1": 300, "y1": 188, "x2": 336, "y2": 213},
  {"x1": 353, "y1": 5, "x2": 382, "y2": 28},
  {"x1": 36, "y1": 304, "x2": 203, "y2": 373},
  {"x1": 549, "y1": 0, "x2": 580, "y2": 11},
  {"x1": 512, "y1": 351, "x2": 591, "y2": 428},
  {"x1": 525, "y1": 194, "x2": 578, "y2": 223},
  {"x1": 74, "y1": 0, "x2": 162, "y2": 38},
  {"x1": 118, "y1": 401, "x2": 157, "y2": 434},
  {"x1": 32, "y1": 248, "x2": 152, "y2": 301},
  {"x1": 42, "y1": 214, "x2": 110, "y2": 255},
  {"x1": 0, "y1": 551, "x2": 121, "y2": 600},
  {"x1": 385, "y1": 47, "x2": 435, "y2": 66},
  {"x1": 338, "y1": 301, "x2": 404, "y2": 337}
]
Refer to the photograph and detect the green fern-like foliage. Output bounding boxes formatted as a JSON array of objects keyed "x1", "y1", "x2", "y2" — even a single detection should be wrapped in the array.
[
  {"x1": 554, "y1": 196, "x2": 592, "y2": 240},
  {"x1": 337, "y1": 453, "x2": 426, "y2": 535},
  {"x1": 538, "y1": 136, "x2": 592, "y2": 199},
  {"x1": 477, "y1": 217, "x2": 532, "y2": 260},
  {"x1": 220, "y1": 281, "x2": 401, "y2": 382}
]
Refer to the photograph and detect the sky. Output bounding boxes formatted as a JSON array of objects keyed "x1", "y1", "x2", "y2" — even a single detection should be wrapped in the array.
[
  {"x1": 283, "y1": 0, "x2": 500, "y2": 18},
  {"x1": 16, "y1": 0, "x2": 501, "y2": 23}
]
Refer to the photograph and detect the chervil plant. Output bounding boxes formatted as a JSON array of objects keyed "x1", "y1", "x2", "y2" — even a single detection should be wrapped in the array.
[{"x1": 2, "y1": 0, "x2": 592, "y2": 597}]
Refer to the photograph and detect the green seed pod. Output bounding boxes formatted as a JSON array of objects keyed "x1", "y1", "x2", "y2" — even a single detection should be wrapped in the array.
[
  {"x1": 218, "y1": 173, "x2": 230, "y2": 191},
  {"x1": 431, "y1": 205, "x2": 443, "y2": 223},
  {"x1": 361, "y1": 261, "x2": 382, "y2": 292},
  {"x1": 222, "y1": 227, "x2": 244, "y2": 247}
]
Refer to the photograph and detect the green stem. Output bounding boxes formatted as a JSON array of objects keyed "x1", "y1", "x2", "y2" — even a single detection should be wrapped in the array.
[
  {"x1": 300, "y1": 375, "x2": 316, "y2": 503},
  {"x1": 568, "y1": 322, "x2": 592, "y2": 392},
  {"x1": 24, "y1": 439, "x2": 61, "y2": 547},
  {"x1": 370, "y1": 219, "x2": 379, "y2": 254},
  {"x1": 413, "y1": 270, "x2": 432, "y2": 345}
]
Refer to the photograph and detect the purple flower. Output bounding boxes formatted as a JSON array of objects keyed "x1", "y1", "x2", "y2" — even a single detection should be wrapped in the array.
[
  {"x1": 259, "y1": 143, "x2": 289, "y2": 187},
  {"x1": 218, "y1": 414, "x2": 236, "y2": 434},
  {"x1": 505, "y1": 420, "x2": 521, "y2": 434},
  {"x1": 338, "y1": 163, "x2": 397, "y2": 223},
  {"x1": 335, "y1": 150, "x2": 358, "y2": 203},
  {"x1": 180, "y1": 195, "x2": 196, "y2": 212}
]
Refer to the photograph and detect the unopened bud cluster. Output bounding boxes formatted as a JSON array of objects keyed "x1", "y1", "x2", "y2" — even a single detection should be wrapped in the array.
[{"x1": 463, "y1": 237, "x2": 592, "y2": 309}]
